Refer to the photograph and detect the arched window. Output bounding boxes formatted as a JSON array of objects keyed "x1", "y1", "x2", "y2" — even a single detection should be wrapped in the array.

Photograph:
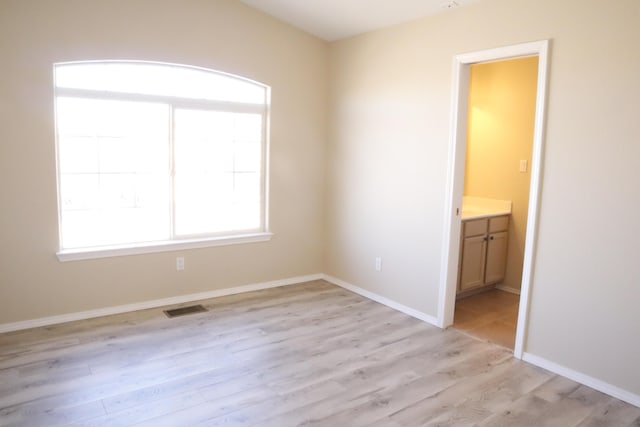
[{"x1": 54, "y1": 61, "x2": 271, "y2": 260}]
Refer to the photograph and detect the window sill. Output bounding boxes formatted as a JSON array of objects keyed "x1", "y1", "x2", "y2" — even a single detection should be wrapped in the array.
[{"x1": 57, "y1": 232, "x2": 274, "y2": 262}]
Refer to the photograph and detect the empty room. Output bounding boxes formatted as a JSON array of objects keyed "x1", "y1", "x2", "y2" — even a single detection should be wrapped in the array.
[{"x1": 1, "y1": 0, "x2": 639, "y2": 425}]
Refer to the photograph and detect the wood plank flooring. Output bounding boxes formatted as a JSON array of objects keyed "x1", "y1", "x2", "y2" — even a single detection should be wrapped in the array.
[{"x1": 0, "y1": 280, "x2": 638, "y2": 426}]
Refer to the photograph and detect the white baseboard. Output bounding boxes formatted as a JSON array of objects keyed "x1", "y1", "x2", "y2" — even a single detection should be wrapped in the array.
[
  {"x1": 323, "y1": 274, "x2": 439, "y2": 327},
  {"x1": 0, "y1": 274, "x2": 324, "y2": 333},
  {"x1": 522, "y1": 352, "x2": 640, "y2": 408},
  {"x1": 495, "y1": 285, "x2": 521, "y2": 295}
]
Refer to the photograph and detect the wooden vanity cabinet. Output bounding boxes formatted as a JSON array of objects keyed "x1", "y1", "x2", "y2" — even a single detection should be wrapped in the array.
[{"x1": 458, "y1": 215, "x2": 509, "y2": 293}]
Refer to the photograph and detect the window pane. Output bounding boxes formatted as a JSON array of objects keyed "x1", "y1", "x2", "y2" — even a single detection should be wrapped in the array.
[
  {"x1": 58, "y1": 136, "x2": 99, "y2": 173},
  {"x1": 54, "y1": 61, "x2": 269, "y2": 252},
  {"x1": 99, "y1": 174, "x2": 136, "y2": 208},
  {"x1": 232, "y1": 201, "x2": 261, "y2": 230},
  {"x1": 56, "y1": 62, "x2": 267, "y2": 104},
  {"x1": 234, "y1": 172, "x2": 261, "y2": 202},
  {"x1": 57, "y1": 97, "x2": 171, "y2": 249},
  {"x1": 174, "y1": 109, "x2": 263, "y2": 236},
  {"x1": 234, "y1": 142, "x2": 261, "y2": 172},
  {"x1": 60, "y1": 174, "x2": 99, "y2": 211}
]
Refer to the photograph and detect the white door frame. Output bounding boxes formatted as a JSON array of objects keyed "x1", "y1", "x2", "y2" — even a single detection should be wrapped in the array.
[{"x1": 437, "y1": 40, "x2": 550, "y2": 359}]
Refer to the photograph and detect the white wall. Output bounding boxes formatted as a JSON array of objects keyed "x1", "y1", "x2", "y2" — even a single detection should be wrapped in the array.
[
  {"x1": 326, "y1": 0, "x2": 640, "y2": 396},
  {"x1": 0, "y1": 0, "x2": 328, "y2": 324}
]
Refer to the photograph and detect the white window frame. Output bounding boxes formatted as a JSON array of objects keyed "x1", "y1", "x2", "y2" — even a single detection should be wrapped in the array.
[{"x1": 54, "y1": 61, "x2": 272, "y2": 261}]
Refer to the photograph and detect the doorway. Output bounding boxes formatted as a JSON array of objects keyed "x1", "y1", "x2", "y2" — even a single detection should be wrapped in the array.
[
  {"x1": 454, "y1": 56, "x2": 538, "y2": 349},
  {"x1": 438, "y1": 40, "x2": 550, "y2": 359}
]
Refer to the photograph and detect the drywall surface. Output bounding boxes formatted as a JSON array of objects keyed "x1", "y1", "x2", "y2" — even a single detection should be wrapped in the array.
[
  {"x1": 465, "y1": 57, "x2": 538, "y2": 291},
  {"x1": 0, "y1": 0, "x2": 328, "y2": 324},
  {"x1": 326, "y1": 25, "x2": 451, "y2": 316},
  {"x1": 327, "y1": 0, "x2": 640, "y2": 395}
]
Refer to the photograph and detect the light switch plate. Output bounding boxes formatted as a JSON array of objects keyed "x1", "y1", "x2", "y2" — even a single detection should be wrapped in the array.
[{"x1": 519, "y1": 159, "x2": 528, "y2": 173}]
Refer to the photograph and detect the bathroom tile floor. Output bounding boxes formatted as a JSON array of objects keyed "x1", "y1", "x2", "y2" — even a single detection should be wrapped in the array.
[{"x1": 453, "y1": 288, "x2": 520, "y2": 350}]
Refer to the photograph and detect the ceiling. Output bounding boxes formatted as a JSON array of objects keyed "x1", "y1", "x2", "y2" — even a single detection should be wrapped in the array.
[{"x1": 239, "y1": 0, "x2": 480, "y2": 42}]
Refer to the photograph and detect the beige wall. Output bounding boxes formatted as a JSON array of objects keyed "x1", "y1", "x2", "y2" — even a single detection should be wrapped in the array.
[
  {"x1": 0, "y1": 0, "x2": 328, "y2": 324},
  {"x1": 327, "y1": 0, "x2": 640, "y2": 396},
  {"x1": 465, "y1": 57, "x2": 538, "y2": 291}
]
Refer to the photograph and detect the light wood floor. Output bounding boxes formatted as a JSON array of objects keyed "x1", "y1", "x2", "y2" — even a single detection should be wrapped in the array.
[
  {"x1": 453, "y1": 289, "x2": 520, "y2": 350},
  {"x1": 1, "y1": 280, "x2": 638, "y2": 426}
]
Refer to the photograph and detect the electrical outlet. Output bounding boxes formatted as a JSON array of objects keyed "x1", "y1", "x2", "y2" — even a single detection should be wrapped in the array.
[
  {"x1": 176, "y1": 257, "x2": 185, "y2": 271},
  {"x1": 375, "y1": 257, "x2": 382, "y2": 272}
]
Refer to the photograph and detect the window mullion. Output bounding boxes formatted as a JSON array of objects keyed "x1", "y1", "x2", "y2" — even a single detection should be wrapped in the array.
[{"x1": 56, "y1": 87, "x2": 264, "y2": 114}]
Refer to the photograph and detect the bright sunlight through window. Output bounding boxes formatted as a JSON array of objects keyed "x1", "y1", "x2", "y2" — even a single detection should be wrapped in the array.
[{"x1": 54, "y1": 61, "x2": 270, "y2": 259}]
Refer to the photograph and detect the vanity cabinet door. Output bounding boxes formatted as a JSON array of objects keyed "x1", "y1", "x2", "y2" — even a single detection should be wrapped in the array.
[
  {"x1": 485, "y1": 231, "x2": 508, "y2": 284},
  {"x1": 459, "y1": 234, "x2": 487, "y2": 291},
  {"x1": 457, "y1": 215, "x2": 509, "y2": 294}
]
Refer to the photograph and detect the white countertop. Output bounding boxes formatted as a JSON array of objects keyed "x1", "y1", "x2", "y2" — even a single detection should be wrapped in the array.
[{"x1": 461, "y1": 196, "x2": 512, "y2": 220}]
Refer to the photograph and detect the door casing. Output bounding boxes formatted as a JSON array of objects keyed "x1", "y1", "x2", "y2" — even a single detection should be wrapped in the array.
[{"x1": 437, "y1": 40, "x2": 550, "y2": 359}]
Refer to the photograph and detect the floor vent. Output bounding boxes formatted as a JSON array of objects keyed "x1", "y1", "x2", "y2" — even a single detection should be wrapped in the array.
[{"x1": 164, "y1": 305, "x2": 208, "y2": 318}]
